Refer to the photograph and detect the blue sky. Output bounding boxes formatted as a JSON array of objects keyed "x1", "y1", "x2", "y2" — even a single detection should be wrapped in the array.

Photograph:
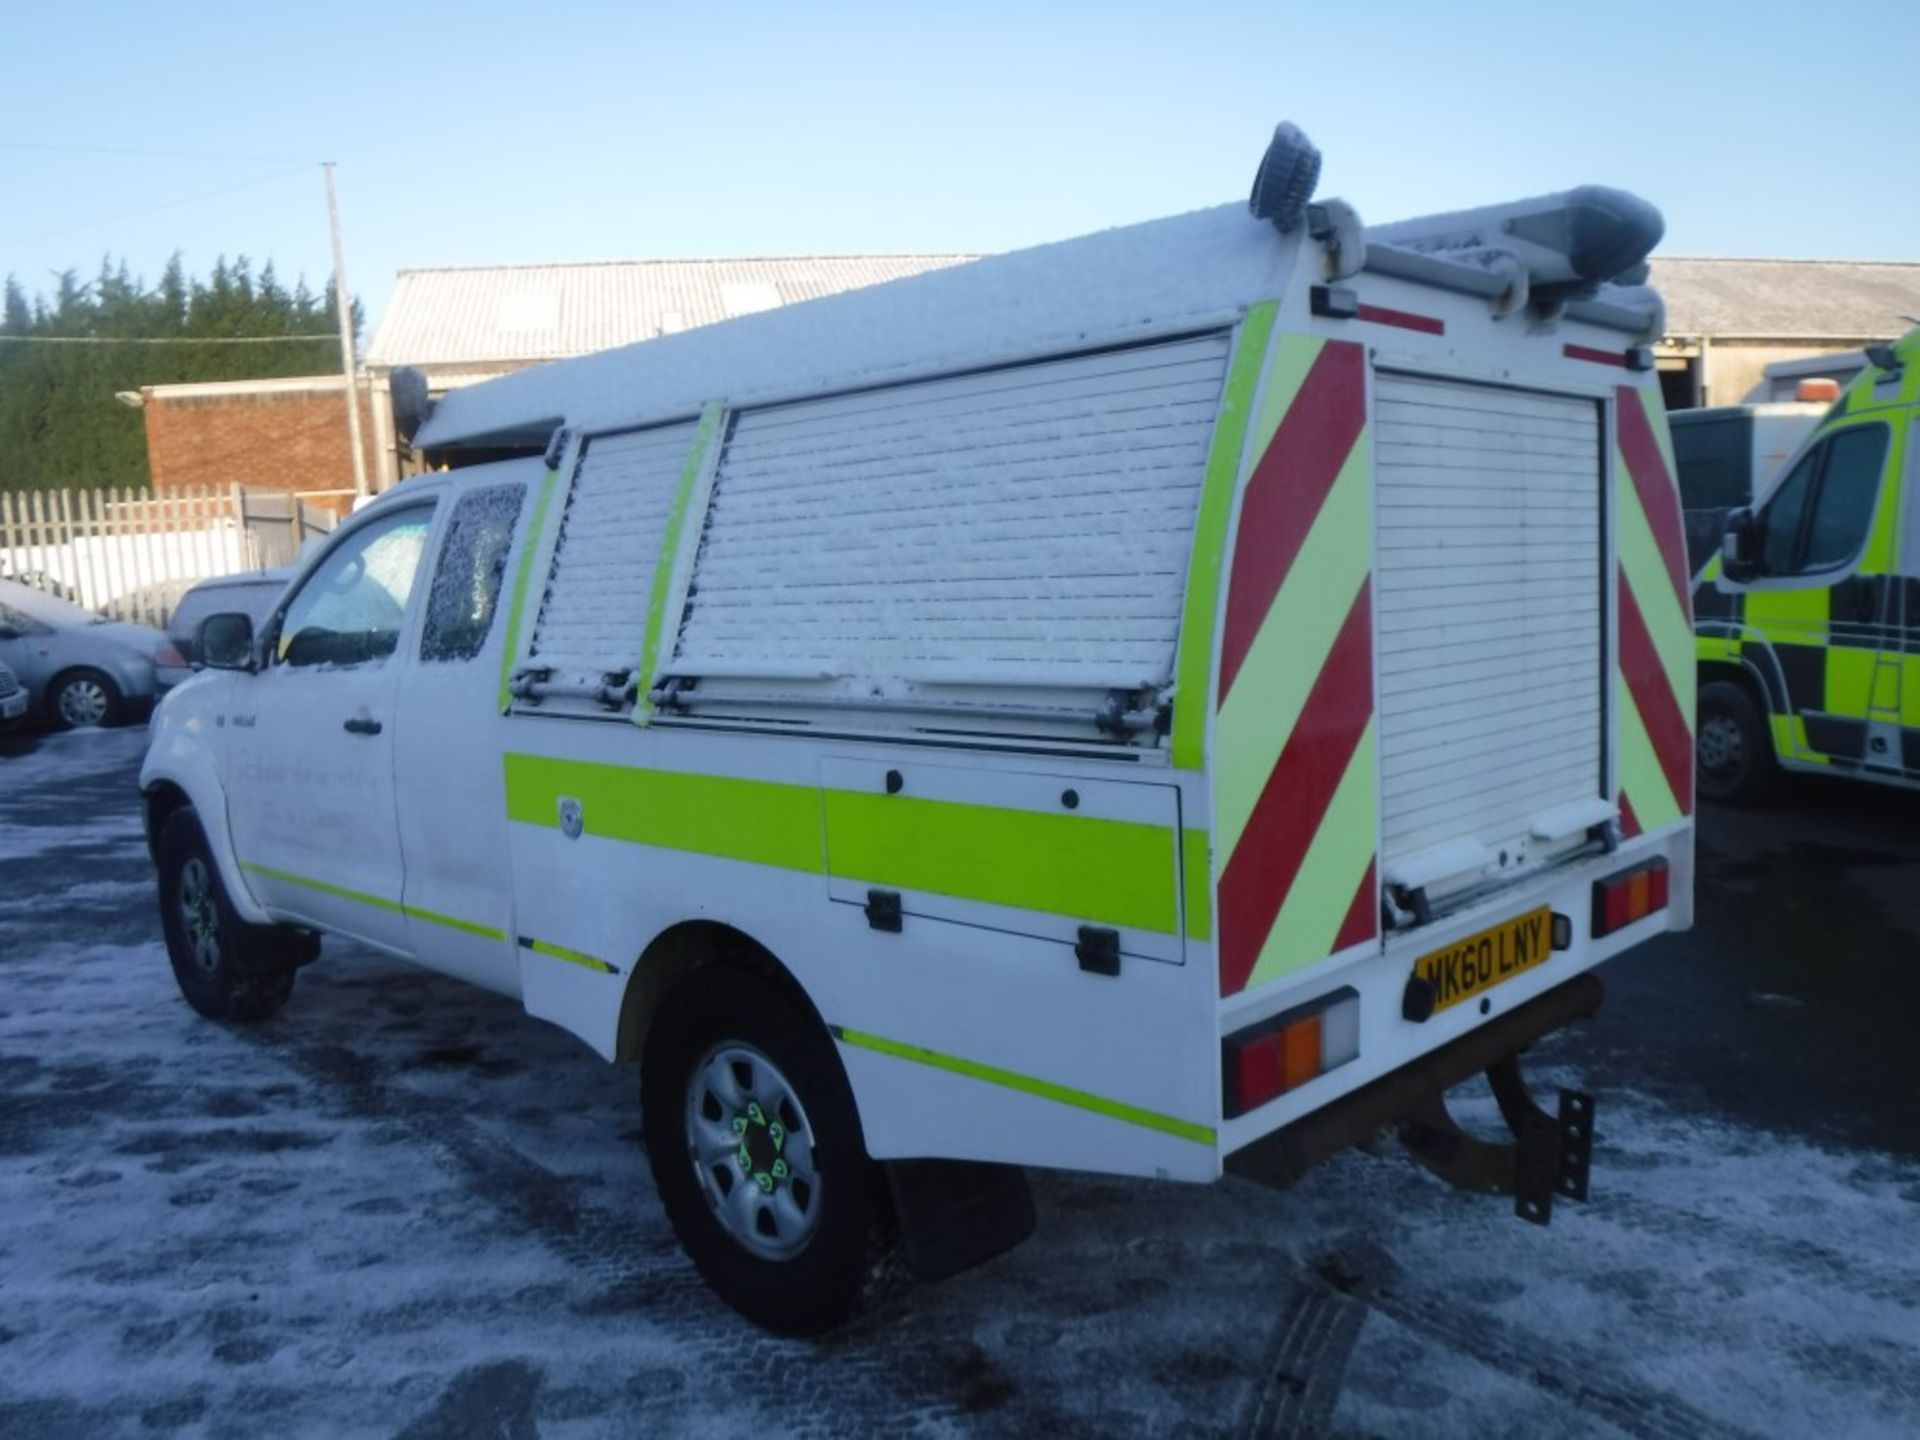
[{"x1": 2, "y1": 0, "x2": 1915, "y2": 335}]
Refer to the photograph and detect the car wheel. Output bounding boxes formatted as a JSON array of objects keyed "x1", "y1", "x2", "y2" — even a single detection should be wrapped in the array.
[
  {"x1": 641, "y1": 965, "x2": 875, "y2": 1335},
  {"x1": 1697, "y1": 679, "x2": 1777, "y2": 805},
  {"x1": 156, "y1": 808, "x2": 301, "y2": 1022},
  {"x1": 48, "y1": 667, "x2": 124, "y2": 729}
]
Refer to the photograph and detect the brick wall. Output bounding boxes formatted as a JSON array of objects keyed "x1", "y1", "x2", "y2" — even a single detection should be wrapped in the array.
[{"x1": 144, "y1": 379, "x2": 378, "y2": 515}]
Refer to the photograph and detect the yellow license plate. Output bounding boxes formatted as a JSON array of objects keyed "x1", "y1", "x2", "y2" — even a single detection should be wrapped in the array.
[{"x1": 1413, "y1": 906, "x2": 1553, "y2": 1013}]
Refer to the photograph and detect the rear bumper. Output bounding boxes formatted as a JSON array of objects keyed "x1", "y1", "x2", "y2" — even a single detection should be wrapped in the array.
[
  {"x1": 1226, "y1": 973, "x2": 1603, "y2": 1188},
  {"x1": 1215, "y1": 824, "x2": 1690, "y2": 1159}
]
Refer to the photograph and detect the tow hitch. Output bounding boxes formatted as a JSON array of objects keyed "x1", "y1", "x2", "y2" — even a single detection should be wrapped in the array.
[
  {"x1": 1227, "y1": 974, "x2": 1602, "y2": 1224},
  {"x1": 1400, "y1": 1055, "x2": 1594, "y2": 1225}
]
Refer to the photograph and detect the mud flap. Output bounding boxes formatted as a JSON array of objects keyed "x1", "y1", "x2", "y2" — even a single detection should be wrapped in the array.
[{"x1": 883, "y1": 1159, "x2": 1037, "y2": 1282}]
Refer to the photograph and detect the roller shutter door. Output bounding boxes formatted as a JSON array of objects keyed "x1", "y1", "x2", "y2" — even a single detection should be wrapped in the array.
[
  {"x1": 1374, "y1": 373, "x2": 1606, "y2": 880},
  {"x1": 668, "y1": 333, "x2": 1232, "y2": 694},
  {"x1": 524, "y1": 419, "x2": 700, "y2": 692}
]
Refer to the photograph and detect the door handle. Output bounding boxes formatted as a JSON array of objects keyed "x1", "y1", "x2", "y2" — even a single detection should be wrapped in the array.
[{"x1": 342, "y1": 715, "x2": 383, "y2": 736}]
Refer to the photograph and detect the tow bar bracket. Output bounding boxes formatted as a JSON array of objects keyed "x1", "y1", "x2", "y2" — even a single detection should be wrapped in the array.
[{"x1": 1400, "y1": 1054, "x2": 1596, "y2": 1226}]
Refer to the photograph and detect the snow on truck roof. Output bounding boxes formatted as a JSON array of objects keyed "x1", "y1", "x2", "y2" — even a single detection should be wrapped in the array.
[
  {"x1": 414, "y1": 201, "x2": 1302, "y2": 450},
  {"x1": 415, "y1": 125, "x2": 1666, "y2": 452}
]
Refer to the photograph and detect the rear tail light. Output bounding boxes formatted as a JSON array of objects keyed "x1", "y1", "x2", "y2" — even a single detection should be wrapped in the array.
[
  {"x1": 1222, "y1": 987, "x2": 1359, "y2": 1119},
  {"x1": 154, "y1": 641, "x2": 187, "y2": 668},
  {"x1": 1591, "y1": 858, "x2": 1669, "y2": 938}
]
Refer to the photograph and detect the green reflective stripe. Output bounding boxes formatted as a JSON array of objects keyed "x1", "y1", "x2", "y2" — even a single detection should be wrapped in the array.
[
  {"x1": 407, "y1": 904, "x2": 507, "y2": 941},
  {"x1": 831, "y1": 1025, "x2": 1214, "y2": 1146},
  {"x1": 518, "y1": 935, "x2": 617, "y2": 975},
  {"x1": 504, "y1": 753, "x2": 822, "y2": 872},
  {"x1": 823, "y1": 789, "x2": 1176, "y2": 934},
  {"x1": 1171, "y1": 302, "x2": 1278, "y2": 771},
  {"x1": 498, "y1": 466, "x2": 562, "y2": 713},
  {"x1": 636, "y1": 404, "x2": 723, "y2": 724},
  {"x1": 241, "y1": 861, "x2": 401, "y2": 915},
  {"x1": 504, "y1": 753, "x2": 1181, "y2": 935},
  {"x1": 239, "y1": 862, "x2": 505, "y2": 940},
  {"x1": 1182, "y1": 827, "x2": 1212, "y2": 941}
]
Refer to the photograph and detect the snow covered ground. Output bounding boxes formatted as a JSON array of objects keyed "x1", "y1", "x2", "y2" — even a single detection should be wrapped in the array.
[{"x1": 2, "y1": 728, "x2": 1918, "y2": 1438}]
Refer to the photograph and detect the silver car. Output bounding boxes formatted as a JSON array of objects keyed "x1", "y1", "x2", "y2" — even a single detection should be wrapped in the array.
[
  {"x1": 0, "y1": 578, "x2": 180, "y2": 728},
  {"x1": 157, "y1": 569, "x2": 292, "y2": 689},
  {"x1": 0, "y1": 659, "x2": 26, "y2": 727}
]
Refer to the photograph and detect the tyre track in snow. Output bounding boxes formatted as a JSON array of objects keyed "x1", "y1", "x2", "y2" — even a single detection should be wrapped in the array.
[
  {"x1": 1234, "y1": 1280, "x2": 1365, "y2": 1439},
  {"x1": 1287, "y1": 1238, "x2": 1762, "y2": 1440},
  {"x1": 243, "y1": 1036, "x2": 975, "y2": 1437},
  {"x1": 1596, "y1": 1189, "x2": 1920, "y2": 1311}
]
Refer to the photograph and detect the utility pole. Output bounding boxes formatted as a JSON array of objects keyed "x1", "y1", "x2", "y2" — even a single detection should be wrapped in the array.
[{"x1": 324, "y1": 161, "x2": 370, "y2": 502}]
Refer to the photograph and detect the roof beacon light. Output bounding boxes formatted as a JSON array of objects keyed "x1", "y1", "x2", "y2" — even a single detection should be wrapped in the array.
[
  {"x1": 1796, "y1": 378, "x2": 1842, "y2": 403},
  {"x1": 1369, "y1": 186, "x2": 1665, "y2": 299}
]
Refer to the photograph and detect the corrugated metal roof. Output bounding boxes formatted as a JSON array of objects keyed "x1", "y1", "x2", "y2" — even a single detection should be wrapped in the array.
[
  {"x1": 365, "y1": 255, "x2": 979, "y2": 368},
  {"x1": 1650, "y1": 257, "x2": 1920, "y2": 340}
]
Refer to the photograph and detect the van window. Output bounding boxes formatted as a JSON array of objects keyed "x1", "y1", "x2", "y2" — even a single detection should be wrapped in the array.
[
  {"x1": 276, "y1": 506, "x2": 434, "y2": 668},
  {"x1": 1751, "y1": 424, "x2": 1890, "y2": 578},
  {"x1": 1671, "y1": 414, "x2": 1751, "y2": 511},
  {"x1": 1802, "y1": 426, "x2": 1890, "y2": 571},
  {"x1": 1758, "y1": 450, "x2": 1816, "y2": 576},
  {"x1": 421, "y1": 484, "x2": 525, "y2": 663}
]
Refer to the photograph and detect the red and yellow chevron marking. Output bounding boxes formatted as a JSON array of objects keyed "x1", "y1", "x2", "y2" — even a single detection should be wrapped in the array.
[
  {"x1": 1214, "y1": 334, "x2": 1377, "y2": 997},
  {"x1": 1614, "y1": 385, "x2": 1694, "y2": 835}
]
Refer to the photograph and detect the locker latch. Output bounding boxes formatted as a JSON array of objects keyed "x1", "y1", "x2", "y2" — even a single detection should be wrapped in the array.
[
  {"x1": 1075, "y1": 926, "x2": 1121, "y2": 977},
  {"x1": 865, "y1": 890, "x2": 903, "y2": 933}
]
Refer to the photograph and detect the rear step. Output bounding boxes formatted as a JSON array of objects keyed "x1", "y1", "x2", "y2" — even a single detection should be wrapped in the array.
[{"x1": 1227, "y1": 974, "x2": 1602, "y2": 1223}]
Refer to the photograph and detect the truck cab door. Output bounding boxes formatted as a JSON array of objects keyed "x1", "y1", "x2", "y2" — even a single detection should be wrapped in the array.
[
  {"x1": 393, "y1": 461, "x2": 545, "y2": 994},
  {"x1": 1896, "y1": 415, "x2": 1920, "y2": 775},
  {"x1": 224, "y1": 500, "x2": 438, "y2": 953},
  {"x1": 1726, "y1": 421, "x2": 1896, "y2": 768}
]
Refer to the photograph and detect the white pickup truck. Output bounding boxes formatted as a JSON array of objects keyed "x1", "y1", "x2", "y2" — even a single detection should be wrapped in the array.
[{"x1": 142, "y1": 123, "x2": 1694, "y2": 1334}]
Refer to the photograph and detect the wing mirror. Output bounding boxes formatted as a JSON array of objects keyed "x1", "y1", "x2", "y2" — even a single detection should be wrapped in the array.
[
  {"x1": 198, "y1": 613, "x2": 258, "y2": 672},
  {"x1": 1720, "y1": 508, "x2": 1757, "y2": 581}
]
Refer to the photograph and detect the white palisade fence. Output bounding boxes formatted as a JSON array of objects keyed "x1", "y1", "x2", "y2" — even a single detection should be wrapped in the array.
[{"x1": 0, "y1": 485, "x2": 337, "y2": 628}]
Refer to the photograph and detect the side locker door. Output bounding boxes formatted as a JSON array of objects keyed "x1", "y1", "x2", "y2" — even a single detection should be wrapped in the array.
[
  {"x1": 224, "y1": 500, "x2": 439, "y2": 952},
  {"x1": 394, "y1": 459, "x2": 549, "y2": 995}
]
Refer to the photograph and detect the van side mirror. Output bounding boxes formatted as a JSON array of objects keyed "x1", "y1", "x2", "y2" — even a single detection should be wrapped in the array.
[
  {"x1": 199, "y1": 613, "x2": 258, "y2": 672},
  {"x1": 1720, "y1": 508, "x2": 1757, "y2": 581}
]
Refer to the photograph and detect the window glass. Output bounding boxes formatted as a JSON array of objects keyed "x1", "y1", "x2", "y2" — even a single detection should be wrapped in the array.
[
  {"x1": 421, "y1": 484, "x2": 525, "y2": 663},
  {"x1": 1672, "y1": 417, "x2": 1751, "y2": 511},
  {"x1": 1757, "y1": 449, "x2": 1817, "y2": 576},
  {"x1": 276, "y1": 506, "x2": 433, "y2": 667},
  {"x1": 0, "y1": 603, "x2": 38, "y2": 636},
  {"x1": 1802, "y1": 425, "x2": 1890, "y2": 571}
]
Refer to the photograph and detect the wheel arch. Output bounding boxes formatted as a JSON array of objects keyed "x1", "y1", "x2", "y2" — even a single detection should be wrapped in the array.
[
  {"x1": 139, "y1": 748, "x2": 272, "y2": 927},
  {"x1": 1698, "y1": 656, "x2": 1774, "y2": 714},
  {"x1": 614, "y1": 920, "x2": 827, "y2": 1066}
]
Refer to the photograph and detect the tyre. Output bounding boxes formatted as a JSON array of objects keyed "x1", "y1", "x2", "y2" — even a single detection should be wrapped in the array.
[
  {"x1": 48, "y1": 667, "x2": 124, "y2": 729},
  {"x1": 1697, "y1": 678, "x2": 1777, "y2": 804},
  {"x1": 641, "y1": 965, "x2": 874, "y2": 1335},
  {"x1": 155, "y1": 808, "x2": 303, "y2": 1022}
]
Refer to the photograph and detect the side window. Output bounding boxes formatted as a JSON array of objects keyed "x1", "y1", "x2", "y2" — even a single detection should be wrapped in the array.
[
  {"x1": 420, "y1": 484, "x2": 526, "y2": 663},
  {"x1": 1757, "y1": 450, "x2": 1816, "y2": 576},
  {"x1": 1802, "y1": 426, "x2": 1890, "y2": 571},
  {"x1": 276, "y1": 506, "x2": 434, "y2": 668}
]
